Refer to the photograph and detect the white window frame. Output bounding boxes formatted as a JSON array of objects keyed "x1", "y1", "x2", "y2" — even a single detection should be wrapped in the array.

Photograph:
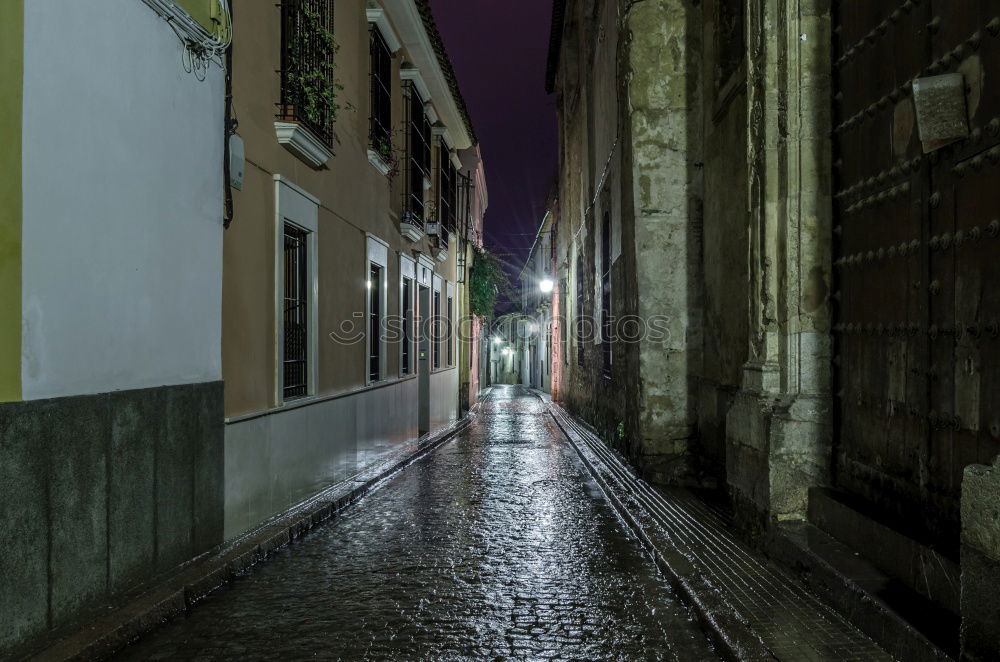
[
  {"x1": 274, "y1": 175, "x2": 319, "y2": 407},
  {"x1": 400, "y1": 254, "x2": 416, "y2": 377},
  {"x1": 432, "y1": 274, "x2": 442, "y2": 371},
  {"x1": 366, "y1": 234, "x2": 390, "y2": 384},
  {"x1": 446, "y1": 281, "x2": 455, "y2": 367}
]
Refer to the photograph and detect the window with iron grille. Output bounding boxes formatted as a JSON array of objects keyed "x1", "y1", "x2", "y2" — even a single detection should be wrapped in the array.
[
  {"x1": 402, "y1": 82, "x2": 431, "y2": 226},
  {"x1": 401, "y1": 276, "x2": 413, "y2": 375},
  {"x1": 278, "y1": 0, "x2": 336, "y2": 148},
  {"x1": 576, "y1": 254, "x2": 585, "y2": 366},
  {"x1": 438, "y1": 143, "x2": 457, "y2": 230},
  {"x1": 283, "y1": 224, "x2": 309, "y2": 399},
  {"x1": 433, "y1": 289, "x2": 441, "y2": 369},
  {"x1": 369, "y1": 25, "x2": 392, "y2": 159},
  {"x1": 368, "y1": 263, "x2": 383, "y2": 382},
  {"x1": 546, "y1": 322, "x2": 552, "y2": 375},
  {"x1": 601, "y1": 211, "x2": 612, "y2": 379},
  {"x1": 560, "y1": 278, "x2": 568, "y2": 365},
  {"x1": 447, "y1": 293, "x2": 454, "y2": 366}
]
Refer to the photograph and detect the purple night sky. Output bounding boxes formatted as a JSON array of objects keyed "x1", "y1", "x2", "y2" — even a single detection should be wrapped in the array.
[{"x1": 429, "y1": 0, "x2": 558, "y2": 277}]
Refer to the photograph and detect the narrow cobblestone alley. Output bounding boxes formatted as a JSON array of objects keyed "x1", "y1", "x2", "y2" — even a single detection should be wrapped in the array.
[{"x1": 116, "y1": 386, "x2": 719, "y2": 661}]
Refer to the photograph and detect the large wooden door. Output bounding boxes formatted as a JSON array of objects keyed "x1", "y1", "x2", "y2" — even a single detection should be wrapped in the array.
[{"x1": 832, "y1": 1, "x2": 1000, "y2": 548}]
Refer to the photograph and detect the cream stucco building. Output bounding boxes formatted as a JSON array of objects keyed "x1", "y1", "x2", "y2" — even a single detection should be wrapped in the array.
[{"x1": 222, "y1": 0, "x2": 486, "y2": 539}]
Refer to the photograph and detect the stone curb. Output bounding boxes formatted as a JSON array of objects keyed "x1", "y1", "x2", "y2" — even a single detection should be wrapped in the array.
[
  {"x1": 29, "y1": 411, "x2": 477, "y2": 662},
  {"x1": 547, "y1": 403, "x2": 778, "y2": 662}
]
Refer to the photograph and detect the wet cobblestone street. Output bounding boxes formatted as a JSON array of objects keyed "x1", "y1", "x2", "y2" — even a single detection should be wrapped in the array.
[{"x1": 118, "y1": 386, "x2": 719, "y2": 660}]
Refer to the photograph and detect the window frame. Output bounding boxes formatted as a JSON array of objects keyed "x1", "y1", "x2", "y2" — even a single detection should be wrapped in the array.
[
  {"x1": 274, "y1": 176, "x2": 319, "y2": 407},
  {"x1": 432, "y1": 275, "x2": 442, "y2": 370},
  {"x1": 368, "y1": 24, "x2": 392, "y2": 158},
  {"x1": 437, "y1": 141, "x2": 457, "y2": 230},
  {"x1": 575, "y1": 253, "x2": 585, "y2": 367},
  {"x1": 601, "y1": 210, "x2": 612, "y2": 379},
  {"x1": 278, "y1": 0, "x2": 337, "y2": 147},
  {"x1": 402, "y1": 81, "x2": 432, "y2": 225},
  {"x1": 400, "y1": 255, "x2": 416, "y2": 376},
  {"x1": 446, "y1": 282, "x2": 454, "y2": 367},
  {"x1": 366, "y1": 235, "x2": 389, "y2": 384}
]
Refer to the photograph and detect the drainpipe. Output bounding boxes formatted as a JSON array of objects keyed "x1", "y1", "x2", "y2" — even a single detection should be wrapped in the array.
[{"x1": 222, "y1": 1, "x2": 235, "y2": 229}]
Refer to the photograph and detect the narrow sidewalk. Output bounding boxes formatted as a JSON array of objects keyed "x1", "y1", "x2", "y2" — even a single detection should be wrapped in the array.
[{"x1": 548, "y1": 400, "x2": 895, "y2": 662}]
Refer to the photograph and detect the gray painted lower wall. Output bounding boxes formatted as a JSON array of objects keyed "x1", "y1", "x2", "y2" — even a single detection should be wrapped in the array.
[
  {"x1": 0, "y1": 381, "x2": 224, "y2": 657},
  {"x1": 224, "y1": 372, "x2": 458, "y2": 540}
]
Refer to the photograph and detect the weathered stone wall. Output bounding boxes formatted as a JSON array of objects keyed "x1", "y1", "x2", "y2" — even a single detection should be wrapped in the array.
[
  {"x1": 553, "y1": 0, "x2": 628, "y2": 451},
  {"x1": 723, "y1": 0, "x2": 834, "y2": 527},
  {"x1": 553, "y1": 0, "x2": 705, "y2": 483},
  {"x1": 0, "y1": 381, "x2": 224, "y2": 657},
  {"x1": 961, "y1": 456, "x2": 1000, "y2": 660},
  {"x1": 621, "y1": 0, "x2": 704, "y2": 484},
  {"x1": 695, "y1": 0, "x2": 750, "y2": 481}
]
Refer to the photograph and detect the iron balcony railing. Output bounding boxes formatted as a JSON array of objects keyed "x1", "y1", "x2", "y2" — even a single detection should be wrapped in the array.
[
  {"x1": 277, "y1": 0, "x2": 336, "y2": 148},
  {"x1": 402, "y1": 81, "x2": 430, "y2": 228},
  {"x1": 369, "y1": 24, "x2": 392, "y2": 157}
]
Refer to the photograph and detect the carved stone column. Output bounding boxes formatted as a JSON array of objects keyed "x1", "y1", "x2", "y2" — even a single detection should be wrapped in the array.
[{"x1": 726, "y1": 0, "x2": 833, "y2": 526}]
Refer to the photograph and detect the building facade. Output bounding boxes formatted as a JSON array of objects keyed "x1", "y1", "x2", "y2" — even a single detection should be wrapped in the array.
[
  {"x1": 518, "y1": 210, "x2": 555, "y2": 394},
  {"x1": 222, "y1": 0, "x2": 483, "y2": 539},
  {"x1": 0, "y1": 0, "x2": 229, "y2": 655},
  {"x1": 547, "y1": 0, "x2": 1000, "y2": 658},
  {"x1": 457, "y1": 146, "x2": 489, "y2": 412}
]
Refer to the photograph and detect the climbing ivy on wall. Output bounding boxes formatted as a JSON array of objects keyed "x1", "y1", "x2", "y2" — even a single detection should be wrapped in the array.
[{"x1": 469, "y1": 248, "x2": 511, "y2": 319}]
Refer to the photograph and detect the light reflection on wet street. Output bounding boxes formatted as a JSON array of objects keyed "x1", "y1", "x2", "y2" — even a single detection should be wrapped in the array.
[{"x1": 118, "y1": 385, "x2": 719, "y2": 660}]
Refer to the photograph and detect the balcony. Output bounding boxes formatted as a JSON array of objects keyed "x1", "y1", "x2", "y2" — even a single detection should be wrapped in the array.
[
  {"x1": 274, "y1": 0, "x2": 335, "y2": 168},
  {"x1": 400, "y1": 210, "x2": 424, "y2": 242}
]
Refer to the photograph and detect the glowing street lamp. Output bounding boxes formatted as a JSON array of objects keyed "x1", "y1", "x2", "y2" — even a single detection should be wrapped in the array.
[
  {"x1": 493, "y1": 336, "x2": 502, "y2": 345},
  {"x1": 539, "y1": 278, "x2": 554, "y2": 294}
]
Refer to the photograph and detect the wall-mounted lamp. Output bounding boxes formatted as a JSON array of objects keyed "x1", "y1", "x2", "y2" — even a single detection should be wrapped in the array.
[{"x1": 539, "y1": 278, "x2": 554, "y2": 294}]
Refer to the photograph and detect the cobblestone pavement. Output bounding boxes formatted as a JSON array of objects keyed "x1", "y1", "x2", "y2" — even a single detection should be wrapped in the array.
[{"x1": 117, "y1": 386, "x2": 719, "y2": 661}]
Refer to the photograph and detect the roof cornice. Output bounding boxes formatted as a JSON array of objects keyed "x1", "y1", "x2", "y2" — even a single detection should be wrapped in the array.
[{"x1": 383, "y1": 0, "x2": 476, "y2": 148}]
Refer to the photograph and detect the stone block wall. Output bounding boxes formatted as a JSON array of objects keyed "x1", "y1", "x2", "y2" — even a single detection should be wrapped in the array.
[{"x1": 0, "y1": 381, "x2": 224, "y2": 657}]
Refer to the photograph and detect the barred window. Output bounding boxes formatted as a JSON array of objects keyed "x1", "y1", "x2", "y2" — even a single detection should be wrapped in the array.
[
  {"x1": 283, "y1": 224, "x2": 309, "y2": 399},
  {"x1": 576, "y1": 254, "x2": 585, "y2": 366},
  {"x1": 368, "y1": 263, "x2": 383, "y2": 382},
  {"x1": 601, "y1": 211, "x2": 612, "y2": 379},
  {"x1": 438, "y1": 144, "x2": 457, "y2": 230},
  {"x1": 447, "y1": 292, "x2": 454, "y2": 366},
  {"x1": 369, "y1": 25, "x2": 392, "y2": 159},
  {"x1": 401, "y1": 276, "x2": 413, "y2": 375},
  {"x1": 403, "y1": 82, "x2": 431, "y2": 225},
  {"x1": 278, "y1": 0, "x2": 336, "y2": 147},
  {"x1": 433, "y1": 289, "x2": 442, "y2": 369}
]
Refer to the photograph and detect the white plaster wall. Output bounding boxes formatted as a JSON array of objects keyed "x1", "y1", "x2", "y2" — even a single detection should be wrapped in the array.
[
  {"x1": 224, "y1": 377, "x2": 421, "y2": 539},
  {"x1": 21, "y1": 0, "x2": 224, "y2": 400}
]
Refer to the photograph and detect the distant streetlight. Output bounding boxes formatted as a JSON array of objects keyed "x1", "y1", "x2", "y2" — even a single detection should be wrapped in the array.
[
  {"x1": 493, "y1": 336, "x2": 502, "y2": 344},
  {"x1": 539, "y1": 278, "x2": 554, "y2": 294}
]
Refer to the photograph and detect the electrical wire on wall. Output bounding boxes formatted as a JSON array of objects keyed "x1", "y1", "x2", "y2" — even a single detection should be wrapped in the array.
[{"x1": 141, "y1": 0, "x2": 232, "y2": 79}]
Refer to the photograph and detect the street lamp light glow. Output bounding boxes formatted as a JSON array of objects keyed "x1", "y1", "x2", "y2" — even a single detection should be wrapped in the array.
[
  {"x1": 539, "y1": 278, "x2": 554, "y2": 293},
  {"x1": 493, "y1": 336, "x2": 502, "y2": 344}
]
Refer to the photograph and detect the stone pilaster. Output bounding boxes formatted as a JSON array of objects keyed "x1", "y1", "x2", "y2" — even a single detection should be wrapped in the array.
[
  {"x1": 961, "y1": 456, "x2": 1000, "y2": 661},
  {"x1": 726, "y1": 0, "x2": 834, "y2": 524}
]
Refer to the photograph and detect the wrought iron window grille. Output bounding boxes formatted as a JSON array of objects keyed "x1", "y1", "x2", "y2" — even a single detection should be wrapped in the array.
[
  {"x1": 369, "y1": 25, "x2": 392, "y2": 157},
  {"x1": 283, "y1": 224, "x2": 309, "y2": 399},
  {"x1": 277, "y1": 0, "x2": 336, "y2": 148},
  {"x1": 402, "y1": 81, "x2": 431, "y2": 227}
]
